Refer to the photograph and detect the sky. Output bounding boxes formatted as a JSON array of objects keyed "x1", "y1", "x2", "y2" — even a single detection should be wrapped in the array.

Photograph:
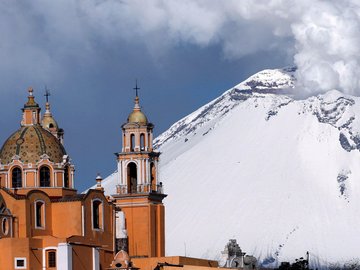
[{"x1": 0, "y1": 0, "x2": 359, "y2": 191}]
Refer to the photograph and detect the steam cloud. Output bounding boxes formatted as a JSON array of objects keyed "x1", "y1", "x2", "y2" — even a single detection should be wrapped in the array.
[{"x1": 1, "y1": 0, "x2": 360, "y2": 96}]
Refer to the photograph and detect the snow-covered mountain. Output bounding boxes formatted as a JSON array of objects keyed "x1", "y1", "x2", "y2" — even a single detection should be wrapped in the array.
[{"x1": 99, "y1": 67, "x2": 360, "y2": 267}]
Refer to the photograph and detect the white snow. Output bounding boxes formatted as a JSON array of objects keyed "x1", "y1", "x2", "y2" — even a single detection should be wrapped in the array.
[{"x1": 96, "y1": 67, "x2": 360, "y2": 268}]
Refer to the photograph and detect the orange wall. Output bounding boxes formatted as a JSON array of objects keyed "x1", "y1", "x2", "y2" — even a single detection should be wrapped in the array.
[
  {"x1": 72, "y1": 244, "x2": 93, "y2": 270},
  {"x1": 0, "y1": 188, "x2": 115, "y2": 269},
  {"x1": 52, "y1": 201, "x2": 82, "y2": 238},
  {"x1": 115, "y1": 194, "x2": 165, "y2": 258},
  {"x1": 83, "y1": 191, "x2": 114, "y2": 246},
  {"x1": 0, "y1": 238, "x2": 42, "y2": 270},
  {"x1": 27, "y1": 192, "x2": 53, "y2": 237},
  {"x1": 123, "y1": 203, "x2": 150, "y2": 257},
  {"x1": 27, "y1": 171, "x2": 36, "y2": 187}
]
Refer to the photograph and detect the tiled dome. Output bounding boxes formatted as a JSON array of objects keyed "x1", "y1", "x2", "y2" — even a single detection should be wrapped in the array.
[{"x1": 0, "y1": 125, "x2": 66, "y2": 165}]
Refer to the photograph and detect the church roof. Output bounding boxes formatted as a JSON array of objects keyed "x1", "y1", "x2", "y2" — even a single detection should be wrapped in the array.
[
  {"x1": 127, "y1": 110, "x2": 148, "y2": 124},
  {"x1": 0, "y1": 125, "x2": 66, "y2": 165}
]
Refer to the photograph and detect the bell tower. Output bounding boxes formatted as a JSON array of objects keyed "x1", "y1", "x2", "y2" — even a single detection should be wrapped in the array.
[{"x1": 112, "y1": 84, "x2": 166, "y2": 258}]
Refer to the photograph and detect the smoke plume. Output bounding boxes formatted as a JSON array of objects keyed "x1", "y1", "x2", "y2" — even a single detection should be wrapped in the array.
[{"x1": 1, "y1": 0, "x2": 360, "y2": 96}]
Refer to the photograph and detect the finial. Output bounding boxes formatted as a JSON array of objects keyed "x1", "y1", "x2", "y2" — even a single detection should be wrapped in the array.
[
  {"x1": 28, "y1": 87, "x2": 34, "y2": 96},
  {"x1": 96, "y1": 173, "x2": 104, "y2": 191},
  {"x1": 44, "y1": 87, "x2": 51, "y2": 103},
  {"x1": 25, "y1": 87, "x2": 38, "y2": 107},
  {"x1": 133, "y1": 79, "x2": 140, "y2": 97},
  {"x1": 133, "y1": 80, "x2": 141, "y2": 110}
]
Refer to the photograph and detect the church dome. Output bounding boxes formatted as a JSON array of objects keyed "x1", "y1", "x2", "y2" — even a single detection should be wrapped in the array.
[
  {"x1": 0, "y1": 125, "x2": 66, "y2": 165},
  {"x1": 41, "y1": 101, "x2": 59, "y2": 131},
  {"x1": 127, "y1": 110, "x2": 148, "y2": 124},
  {"x1": 42, "y1": 116, "x2": 59, "y2": 130},
  {"x1": 127, "y1": 95, "x2": 148, "y2": 124}
]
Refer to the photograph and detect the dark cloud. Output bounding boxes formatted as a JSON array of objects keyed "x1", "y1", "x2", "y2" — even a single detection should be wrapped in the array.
[{"x1": 3, "y1": 0, "x2": 358, "y2": 190}]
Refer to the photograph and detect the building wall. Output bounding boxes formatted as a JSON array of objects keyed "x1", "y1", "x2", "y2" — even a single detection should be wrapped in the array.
[
  {"x1": 122, "y1": 203, "x2": 150, "y2": 257},
  {"x1": 0, "y1": 188, "x2": 115, "y2": 269},
  {"x1": 0, "y1": 238, "x2": 43, "y2": 270},
  {"x1": 100, "y1": 249, "x2": 116, "y2": 270},
  {"x1": 82, "y1": 191, "x2": 114, "y2": 246},
  {"x1": 72, "y1": 244, "x2": 93, "y2": 270},
  {"x1": 115, "y1": 193, "x2": 165, "y2": 258},
  {"x1": 52, "y1": 201, "x2": 82, "y2": 238}
]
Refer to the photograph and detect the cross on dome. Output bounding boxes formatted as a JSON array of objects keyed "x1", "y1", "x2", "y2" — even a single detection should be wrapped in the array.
[
  {"x1": 133, "y1": 79, "x2": 140, "y2": 97},
  {"x1": 44, "y1": 87, "x2": 51, "y2": 103}
]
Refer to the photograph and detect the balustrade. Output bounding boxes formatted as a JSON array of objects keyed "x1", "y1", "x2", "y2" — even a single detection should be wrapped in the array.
[{"x1": 116, "y1": 183, "x2": 164, "y2": 195}]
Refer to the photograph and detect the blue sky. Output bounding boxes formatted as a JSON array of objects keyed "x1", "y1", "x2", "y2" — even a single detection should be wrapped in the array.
[{"x1": 0, "y1": 0, "x2": 357, "y2": 191}]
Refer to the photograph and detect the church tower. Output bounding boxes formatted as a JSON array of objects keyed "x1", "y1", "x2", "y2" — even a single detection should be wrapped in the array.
[{"x1": 113, "y1": 84, "x2": 166, "y2": 258}]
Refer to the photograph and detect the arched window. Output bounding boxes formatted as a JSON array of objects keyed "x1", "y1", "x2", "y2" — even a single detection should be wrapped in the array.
[
  {"x1": 64, "y1": 166, "x2": 70, "y2": 188},
  {"x1": 46, "y1": 249, "x2": 56, "y2": 268},
  {"x1": 148, "y1": 133, "x2": 152, "y2": 149},
  {"x1": 130, "y1": 134, "x2": 135, "y2": 151},
  {"x1": 123, "y1": 133, "x2": 126, "y2": 149},
  {"x1": 12, "y1": 167, "x2": 22, "y2": 188},
  {"x1": 92, "y1": 199, "x2": 103, "y2": 230},
  {"x1": 35, "y1": 200, "x2": 45, "y2": 228},
  {"x1": 39, "y1": 166, "x2": 51, "y2": 187},
  {"x1": 2, "y1": 217, "x2": 9, "y2": 236},
  {"x1": 140, "y1": 133, "x2": 145, "y2": 151},
  {"x1": 150, "y1": 163, "x2": 156, "y2": 191},
  {"x1": 127, "y1": 163, "x2": 137, "y2": 193}
]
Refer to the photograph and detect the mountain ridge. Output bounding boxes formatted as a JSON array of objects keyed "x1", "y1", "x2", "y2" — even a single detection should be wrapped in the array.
[{"x1": 98, "y1": 67, "x2": 360, "y2": 267}]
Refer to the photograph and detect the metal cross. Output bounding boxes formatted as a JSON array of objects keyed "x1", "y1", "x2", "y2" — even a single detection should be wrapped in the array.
[
  {"x1": 133, "y1": 80, "x2": 140, "y2": 97},
  {"x1": 44, "y1": 87, "x2": 51, "y2": 103}
]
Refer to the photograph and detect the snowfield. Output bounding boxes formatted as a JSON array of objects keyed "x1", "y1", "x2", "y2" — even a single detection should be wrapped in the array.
[{"x1": 98, "y1": 67, "x2": 360, "y2": 268}]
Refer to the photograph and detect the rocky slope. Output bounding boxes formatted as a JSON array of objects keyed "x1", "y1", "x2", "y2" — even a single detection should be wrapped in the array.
[{"x1": 100, "y1": 67, "x2": 360, "y2": 267}]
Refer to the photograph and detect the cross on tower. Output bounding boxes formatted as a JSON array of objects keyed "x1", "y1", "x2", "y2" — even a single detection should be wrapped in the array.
[
  {"x1": 44, "y1": 87, "x2": 51, "y2": 103},
  {"x1": 133, "y1": 80, "x2": 140, "y2": 97}
]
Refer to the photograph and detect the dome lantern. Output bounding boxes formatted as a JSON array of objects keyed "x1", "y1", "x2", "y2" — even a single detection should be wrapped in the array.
[{"x1": 21, "y1": 87, "x2": 41, "y2": 126}]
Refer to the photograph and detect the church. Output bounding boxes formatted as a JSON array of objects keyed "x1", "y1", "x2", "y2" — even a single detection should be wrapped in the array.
[{"x1": 0, "y1": 88, "x2": 221, "y2": 269}]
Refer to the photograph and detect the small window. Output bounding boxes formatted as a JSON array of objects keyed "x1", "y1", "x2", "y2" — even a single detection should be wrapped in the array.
[
  {"x1": 140, "y1": 133, "x2": 145, "y2": 151},
  {"x1": 2, "y1": 217, "x2": 9, "y2": 236},
  {"x1": 49, "y1": 123, "x2": 54, "y2": 128},
  {"x1": 92, "y1": 200, "x2": 103, "y2": 230},
  {"x1": 12, "y1": 167, "x2": 22, "y2": 188},
  {"x1": 35, "y1": 201, "x2": 45, "y2": 229},
  {"x1": 130, "y1": 134, "x2": 135, "y2": 151},
  {"x1": 32, "y1": 111, "x2": 37, "y2": 123},
  {"x1": 47, "y1": 250, "x2": 56, "y2": 268},
  {"x1": 64, "y1": 166, "x2": 70, "y2": 188},
  {"x1": 14, "y1": 258, "x2": 26, "y2": 269},
  {"x1": 39, "y1": 166, "x2": 51, "y2": 187},
  {"x1": 150, "y1": 162, "x2": 156, "y2": 191}
]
